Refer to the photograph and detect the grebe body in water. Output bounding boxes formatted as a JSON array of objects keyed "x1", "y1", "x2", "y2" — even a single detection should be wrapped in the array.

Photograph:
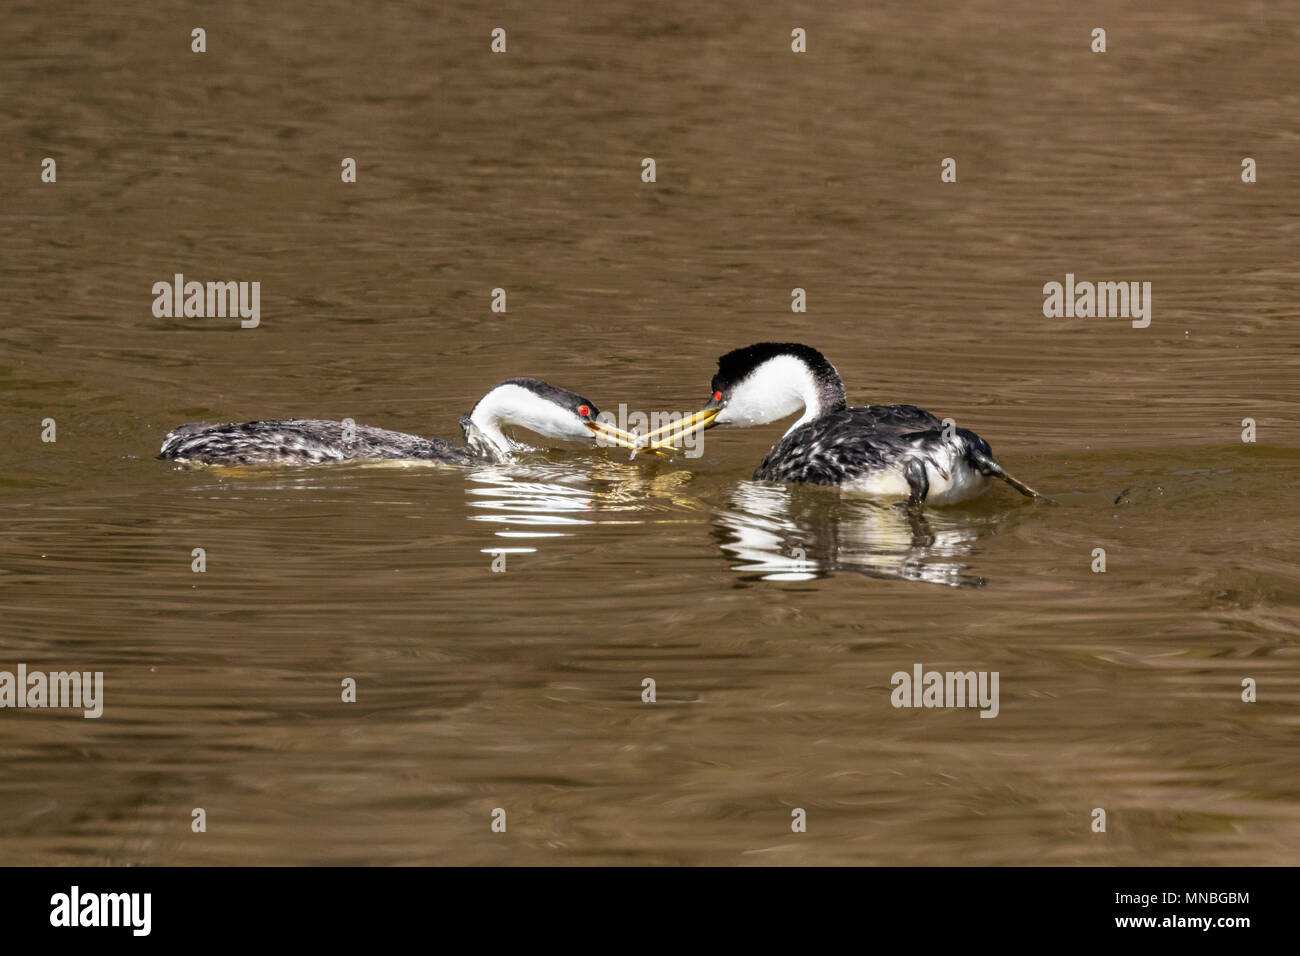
[
  {"x1": 159, "y1": 377, "x2": 632, "y2": 466},
  {"x1": 646, "y1": 343, "x2": 1037, "y2": 506}
]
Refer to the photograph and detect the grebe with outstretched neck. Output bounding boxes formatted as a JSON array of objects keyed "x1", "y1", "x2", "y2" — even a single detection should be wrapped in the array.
[
  {"x1": 159, "y1": 377, "x2": 639, "y2": 466},
  {"x1": 643, "y1": 343, "x2": 1038, "y2": 506}
]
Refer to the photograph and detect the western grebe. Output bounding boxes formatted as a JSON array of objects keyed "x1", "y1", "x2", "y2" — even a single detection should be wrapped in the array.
[
  {"x1": 158, "y1": 377, "x2": 639, "y2": 466},
  {"x1": 641, "y1": 343, "x2": 1038, "y2": 506}
]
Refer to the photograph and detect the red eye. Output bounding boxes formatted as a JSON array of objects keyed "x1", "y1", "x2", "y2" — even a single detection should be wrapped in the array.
[
  {"x1": 713, "y1": 391, "x2": 723, "y2": 402},
  {"x1": 577, "y1": 405, "x2": 590, "y2": 417}
]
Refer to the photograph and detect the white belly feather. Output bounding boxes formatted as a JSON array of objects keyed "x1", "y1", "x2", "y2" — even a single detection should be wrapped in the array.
[{"x1": 843, "y1": 444, "x2": 990, "y2": 505}]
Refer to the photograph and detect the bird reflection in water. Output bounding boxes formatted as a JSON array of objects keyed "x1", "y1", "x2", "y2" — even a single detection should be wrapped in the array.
[
  {"x1": 712, "y1": 481, "x2": 1000, "y2": 587},
  {"x1": 464, "y1": 459, "x2": 701, "y2": 564},
  {"x1": 464, "y1": 460, "x2": 1009, "y2": 587}
]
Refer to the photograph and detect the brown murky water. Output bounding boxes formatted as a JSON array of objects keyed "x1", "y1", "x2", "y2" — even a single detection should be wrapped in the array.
[{"x1": 2, "y1": 2, "x2": 1298, "y2": 865}]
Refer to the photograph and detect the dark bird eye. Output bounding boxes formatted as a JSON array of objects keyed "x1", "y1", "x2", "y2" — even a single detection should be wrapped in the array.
[{"x1": 577, "y1": 404, "x2": 591, "y2": 417}]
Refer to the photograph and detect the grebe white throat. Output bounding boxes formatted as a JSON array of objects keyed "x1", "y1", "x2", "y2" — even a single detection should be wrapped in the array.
[
  {"x1": 716, "y1": 354, "x2": 827, "y2": 436},
  {"x1": 468, "y1": 382, "x2": 594, "y2": 454}
]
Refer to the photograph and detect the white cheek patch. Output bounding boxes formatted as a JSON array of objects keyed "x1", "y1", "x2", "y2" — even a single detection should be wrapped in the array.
[
  {"x1": 469, "y1": 384, "x2": 589, "y2": 452},
  {"x1": 717, "y1": 355, "x2": 821, "y2": 431},
  {"x1": 511, "y1": 396, "x2": 584, "y2": 440}
]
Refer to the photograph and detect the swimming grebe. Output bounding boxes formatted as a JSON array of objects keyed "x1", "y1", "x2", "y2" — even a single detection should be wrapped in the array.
[
  {"x1": 159, "y1": 377, "x2": 638, "y2": 466},
  {"x1": 641, "y1": 343, "x2": 1038, "y2": 506}
]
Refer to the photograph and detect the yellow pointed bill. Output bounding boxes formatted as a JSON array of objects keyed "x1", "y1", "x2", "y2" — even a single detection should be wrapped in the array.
[
  {"x1": 635, "y1": 407, "x2": 720, "y2": 447},
  {"x1": 584, "y1": 421, "x2": 678, "y2": 457}
]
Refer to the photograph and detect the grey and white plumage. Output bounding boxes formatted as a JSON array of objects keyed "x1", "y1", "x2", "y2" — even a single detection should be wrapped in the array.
[
  {"x1": 159, "y1": 418, "x2": 480, "y2": 466},
  {"x1": 687, "y1": 343, "x2": 1037, "y2": 505},
  {"x1": 753, "y1": 404, "x2": 992, "y2": 494},
  {"x1": 158, "y1": 377, "x2": 607, "y2": 467}
]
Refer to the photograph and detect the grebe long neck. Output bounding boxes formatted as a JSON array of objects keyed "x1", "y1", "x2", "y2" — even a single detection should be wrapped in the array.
[
  {"x1": 785, "y1": 359, "x2": 849, "y2": 434},
  {"x1": 468, "y1": 383, "x2": 544, "y2": 455},
  {"x1": 466, "y1": 379, "x2": 592, "y2": 455},
  {"x1": 723, "y1": 352, "x2": 848, "y2": 436}
]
